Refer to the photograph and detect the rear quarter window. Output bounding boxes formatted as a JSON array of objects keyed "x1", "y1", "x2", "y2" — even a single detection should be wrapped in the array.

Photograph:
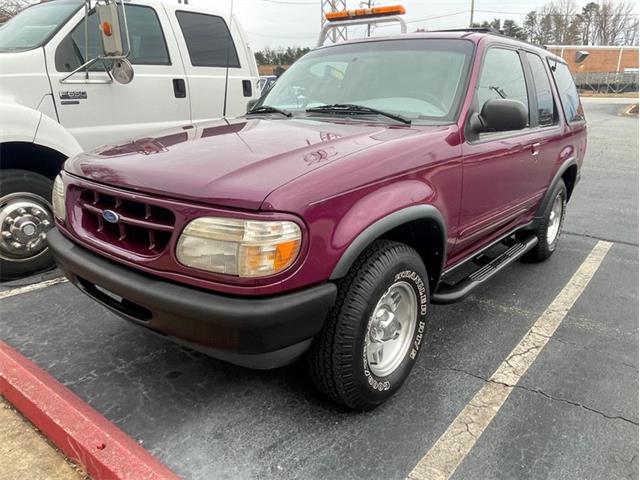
[{"x1": 548, "y1": 60, "x2": 584, "y2": 123}]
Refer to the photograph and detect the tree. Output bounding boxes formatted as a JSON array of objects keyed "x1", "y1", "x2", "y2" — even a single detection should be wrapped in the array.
[
  {"x1": 0, "y1": 0, "x2": 34, "y2": 21},
  {"x1": 503, "y1": 19, "x2": 527, "y2": 40}
]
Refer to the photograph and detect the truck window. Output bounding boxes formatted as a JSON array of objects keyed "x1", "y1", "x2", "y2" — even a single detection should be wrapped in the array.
[
  {"x1": 55, "y1": 5, "x2": 170, "y2": 72},
  {"x1": 526, "y1": 53, "x2": 558, "y2": 127},
  {"x1": 476, "y1": 48, "x2": 529, "y2": 123},
  {"x1": 0, "y1": 0, "x2": 81, "y2": 53},
  {"x1": 175, "y1": 11, "x2": 240, "y2": 68},
  {"x1": 548, "y1": 60, "x2": 584, "y2": 123}
]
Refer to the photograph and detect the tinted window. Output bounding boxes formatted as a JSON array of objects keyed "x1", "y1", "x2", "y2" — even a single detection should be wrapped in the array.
[
  {"x1": 55, "y1": 5, "x2": 170, "y2": 72},
  {"x1": 526, "y1": 53, "x2": 557, "y2": 127},
  {"x1": 476, "y1": 48, "x2": 529, "y2": 120},
  {"x1": 175, "y1": 12, "x2": 240, "y2": 68},
  {"x1": 549, "y1": 60, "x2": 584, "y2": 123}
]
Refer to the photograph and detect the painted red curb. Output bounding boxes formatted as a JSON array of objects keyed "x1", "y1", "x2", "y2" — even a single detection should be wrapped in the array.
[{"x1": 0, "y1": 340, "x2": 180, "y2": 480}]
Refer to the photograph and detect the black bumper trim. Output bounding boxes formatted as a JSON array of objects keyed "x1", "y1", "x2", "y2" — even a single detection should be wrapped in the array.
[{"x1": 47, "y1": 229, "x2": 337, "y2": 364}]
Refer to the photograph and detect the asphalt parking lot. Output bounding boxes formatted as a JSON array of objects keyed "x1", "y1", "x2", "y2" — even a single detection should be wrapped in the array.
[{"x1": 1, "y1": 97, "x2": 638, "y2": 480}]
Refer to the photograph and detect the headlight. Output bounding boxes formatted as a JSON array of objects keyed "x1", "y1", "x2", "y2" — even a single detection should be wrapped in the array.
[
  {"x1": 52, "y1": 175, "x2": 66, "y2": 222},
  {"x1": 176, "y1": 217, "x2": 302, "y2": 278}
]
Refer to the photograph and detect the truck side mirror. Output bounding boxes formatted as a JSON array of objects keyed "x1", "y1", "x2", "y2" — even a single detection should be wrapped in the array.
[
  {"x1": 96, "y1": 1, "x2": 124, "y2": 57},
  {"x1": 470, "y1": 99, "x2": 528, "y2": 134}
]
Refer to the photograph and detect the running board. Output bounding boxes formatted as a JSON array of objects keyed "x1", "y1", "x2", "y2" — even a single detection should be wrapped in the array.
[{"x1": 432, "y1": 236, "x2": 538, "y2": 305}]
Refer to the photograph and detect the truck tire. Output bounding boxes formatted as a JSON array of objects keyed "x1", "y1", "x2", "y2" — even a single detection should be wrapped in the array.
[
  {"x1": 0, "y1": 170, "x2": 55, "y2": 280},
  {"x1": 308, "y1": 240, "x2": 429, "y2": 410},
  {"x1": 524, "y1": 181, "x2": 567, "y2": 263}
]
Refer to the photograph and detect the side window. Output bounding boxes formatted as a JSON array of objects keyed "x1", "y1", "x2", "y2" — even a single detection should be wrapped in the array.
[
  {"x1": 548, "y1": 60, "x2": 584, "y2": 123},
  {"x1": 175, "y1": 11, "x2": 240, "y2": 68},
  {"x1": 55, "y1": 5, "x2": 170, "y2": 72},
  {"x1": 526, "y1": 53, "x2": 558, "y2": 127},
  {"x1": 476, "y1": 48, "x2": 529, "y2": 122}
]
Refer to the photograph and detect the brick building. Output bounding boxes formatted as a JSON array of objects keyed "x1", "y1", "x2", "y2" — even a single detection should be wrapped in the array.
[{"x1": 546, "y1": 45, "x2": 638, "y2": 73}]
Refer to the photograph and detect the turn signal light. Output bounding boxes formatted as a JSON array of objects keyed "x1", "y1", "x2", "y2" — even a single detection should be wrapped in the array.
[
  {"x1": 325, "y1": 5, "x2": 406, "y2": 22},
  {"x1": 101, "y1": 21, "x2": 113, "y2": 36}
]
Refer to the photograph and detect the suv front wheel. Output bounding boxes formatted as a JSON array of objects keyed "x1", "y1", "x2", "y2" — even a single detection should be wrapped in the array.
[{"x1": 308, "y1": 240, "x2": 429, "y2": 410}]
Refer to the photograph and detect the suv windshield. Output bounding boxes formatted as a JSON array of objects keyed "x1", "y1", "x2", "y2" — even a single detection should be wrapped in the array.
[
  {"x1": 256, "y1": 39, "x2": 474, "y2": 124},
  {"x1": 0, "y1": 0, "x2": 82, "y2": 53}
]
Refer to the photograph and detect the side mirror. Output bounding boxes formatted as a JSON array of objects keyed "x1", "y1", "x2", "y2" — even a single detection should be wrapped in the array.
[
  {"x1": 96, "y1": 1, "x2": 124, "y2": 57},
  {"x1": 246, "y1": 99, "x2": 259, "y2": 112},
  {"x1": 470, "y1": 99, "x2": 528, "y2": 133}
]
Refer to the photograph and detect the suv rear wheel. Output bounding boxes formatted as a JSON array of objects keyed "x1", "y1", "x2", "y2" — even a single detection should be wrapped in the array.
[
  {"x1": 524, "y1": 181, "x2": 567, "y2": 262},
  {"x1": 308, "y1": 240, "x2": 429, "y2": 410}
]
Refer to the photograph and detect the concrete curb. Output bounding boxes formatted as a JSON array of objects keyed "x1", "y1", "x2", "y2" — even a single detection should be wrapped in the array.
[{"x1": 0, "y1": 341, "x2": 180, "y2": 480}]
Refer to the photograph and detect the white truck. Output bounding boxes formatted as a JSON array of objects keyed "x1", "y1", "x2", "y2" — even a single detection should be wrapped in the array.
[{"x1": 0, "y1": 0, "x2": 260, "y2": 279}]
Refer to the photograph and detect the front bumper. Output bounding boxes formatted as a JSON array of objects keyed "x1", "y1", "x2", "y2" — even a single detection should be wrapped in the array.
[{"x1": 47, "y1": 229, "x2": 337, "y2": 369}]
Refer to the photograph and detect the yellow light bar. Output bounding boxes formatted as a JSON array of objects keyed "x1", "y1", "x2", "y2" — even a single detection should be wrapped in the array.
[{"x1": 325, "y1": 5, "x2": 406, "y2": 22}]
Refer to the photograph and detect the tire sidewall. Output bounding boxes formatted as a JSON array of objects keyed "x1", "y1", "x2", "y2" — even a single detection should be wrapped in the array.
[
  {"x1": 354, "y1": 256, "x2": 429, "y2": 404},
  {"x1": 544, "y1": 182, "x2": 567, "y2": 254}
]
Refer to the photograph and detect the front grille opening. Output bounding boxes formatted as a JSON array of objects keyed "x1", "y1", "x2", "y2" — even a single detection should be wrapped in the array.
[
  {"x1": 78, "y1": 277, "x2": 152, "y2": 322},
  {"x1": 76, "y1": 187, "x2": 176, "y2": 255}
]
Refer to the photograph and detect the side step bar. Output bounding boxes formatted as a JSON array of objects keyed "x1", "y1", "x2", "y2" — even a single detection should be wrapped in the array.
[{"x1": 432, "y1": 236, "x2": 538, "y2": 305}]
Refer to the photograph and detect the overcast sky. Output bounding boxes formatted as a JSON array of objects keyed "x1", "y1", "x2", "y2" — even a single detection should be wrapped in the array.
[{"x1": 191, "y1": 0, "x2": 639, "y2": 50}]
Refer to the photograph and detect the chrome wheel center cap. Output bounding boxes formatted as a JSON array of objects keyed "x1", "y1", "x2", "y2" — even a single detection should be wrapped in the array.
[
  {"x1": 0, "y1": 194, "x2": 53, "y2": 260},
  {"x1": 365, "y1": 281, "x2": 418, "y2": 378}
]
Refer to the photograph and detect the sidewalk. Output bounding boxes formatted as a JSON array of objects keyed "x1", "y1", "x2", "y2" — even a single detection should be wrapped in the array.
[{"x1": 0, "y1": 398, "x2": 87, "y2": 480}]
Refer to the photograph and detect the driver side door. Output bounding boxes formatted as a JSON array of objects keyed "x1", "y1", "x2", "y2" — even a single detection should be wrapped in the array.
[
  {"x1": 44, "y1": 4, "x2": 191, "y2": 151},
  {"x1": 455, "y1": 46, "x2": 543, "y2": 256}
]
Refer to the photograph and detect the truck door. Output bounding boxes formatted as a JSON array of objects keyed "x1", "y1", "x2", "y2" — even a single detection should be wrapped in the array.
[
  {"x1": 456, "y1": 46, "x2": 543, "y2": 256},
  {"x1": 44, "y1": 4, "x2": 191, "y2": 150},
  {"x1": 167, "y1": 5, "x2": 257, "y2": 122}
]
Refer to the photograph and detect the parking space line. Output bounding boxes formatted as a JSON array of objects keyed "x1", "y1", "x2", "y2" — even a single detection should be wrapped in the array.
[
  {"x1": 0, "y1": 278, "x2": 67, "y2": 301},
  {"x1": 407, "y1": 240, "x2": 613, "y2": 480}
]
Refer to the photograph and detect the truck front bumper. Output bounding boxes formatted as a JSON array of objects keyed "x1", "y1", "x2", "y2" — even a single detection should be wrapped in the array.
[{"x1": 47, "y1": 229, "x2": 337, "y2": 369}]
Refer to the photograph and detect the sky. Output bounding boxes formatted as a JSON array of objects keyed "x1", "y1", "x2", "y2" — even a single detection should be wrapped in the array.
[{"x1": 190, "y1": 0, "x2": 639, "y2": 50}]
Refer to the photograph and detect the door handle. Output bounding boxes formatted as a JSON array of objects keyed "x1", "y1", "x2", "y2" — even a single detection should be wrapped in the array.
[
  {"x1": 173, "y1": 78, "x2": 186, "y2": 98},
  {"x1": 531, "y1": 142, "x2": 541, "y2": 156}
]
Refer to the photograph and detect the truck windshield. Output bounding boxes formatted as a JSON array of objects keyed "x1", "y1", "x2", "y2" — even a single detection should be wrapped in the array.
[
  {"x1": 256, "y1": 39, "x2": 474, "y2": 124},
  {"x1": 0, "y1": 0, "x2": 82, "y2": 53}
]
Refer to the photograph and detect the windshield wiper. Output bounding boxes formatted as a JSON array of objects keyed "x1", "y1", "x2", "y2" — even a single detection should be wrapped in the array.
[
  {"x1": 246, "y1": 105, "x2": 292, "y2": 117},
  {"x1": 306, "y1": 104, "x2": 411, "y2": 125}
]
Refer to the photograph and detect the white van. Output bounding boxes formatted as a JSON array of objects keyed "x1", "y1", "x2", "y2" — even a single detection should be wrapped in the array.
[{"x1": 0, "y1": 0, "x2": 260, "y2": 279}]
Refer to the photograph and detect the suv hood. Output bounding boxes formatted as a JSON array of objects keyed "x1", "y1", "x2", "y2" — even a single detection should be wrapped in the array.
[{"x1": 65, "y1": 117, "x2": 424, "y2": 210}]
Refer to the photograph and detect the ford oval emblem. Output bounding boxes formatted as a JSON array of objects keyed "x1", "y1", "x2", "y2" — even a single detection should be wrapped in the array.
[{"x1": 102, "y1": 210, "x2": 120, "y2": 224}]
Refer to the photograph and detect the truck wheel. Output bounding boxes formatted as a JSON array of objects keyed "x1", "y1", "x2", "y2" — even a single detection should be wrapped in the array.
[
  {"x1": 308, "y1": 240, "x2": 429, "y2": 410},
  {"x1": 0, "y1": 170, "x2": 55, "y2": 280},
  {"x1": 524, "y1": 181, "x2": 567, "y2": 263}
]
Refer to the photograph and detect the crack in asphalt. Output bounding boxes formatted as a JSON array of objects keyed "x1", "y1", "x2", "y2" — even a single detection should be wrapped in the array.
[
  {"x1": 564, "y1": 230, "x2": 639, "y2": 247},
  {"x1": 435, "y1": 366, "x2": 639, "y2": 427}
]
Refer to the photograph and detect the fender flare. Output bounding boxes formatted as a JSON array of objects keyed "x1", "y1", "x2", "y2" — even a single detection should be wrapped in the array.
[
  {"x1": 329, "y1": 205, "x2": 447, "y2": 280},
  {"x1": 533, "y1": 157, "x2": 578, "y2": 222},
  {"x1": 0, "y1": 103, "x2": 82, "y2": 161}
]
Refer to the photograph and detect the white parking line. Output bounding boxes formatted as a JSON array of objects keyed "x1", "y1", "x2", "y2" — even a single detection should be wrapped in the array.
[
  {"x1": 408, "y1": 240, "x2": 613, "y2": 480},
  {"x1": 0, "y1": 277, "x2": 68, "y2": 301}
]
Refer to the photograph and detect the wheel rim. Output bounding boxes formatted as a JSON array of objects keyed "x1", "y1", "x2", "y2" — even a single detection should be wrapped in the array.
[
  {"x1": 365, "y1": 281, "x2": 418, "y2": 377},
  {"x1": 0, "y1": 193, "x2": 53, "y2": 262},
  {"x1": 546, "y1": 193, "x2": 563, "y2": 246}
]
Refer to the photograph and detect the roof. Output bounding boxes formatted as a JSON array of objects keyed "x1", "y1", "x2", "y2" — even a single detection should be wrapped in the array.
[{"x1": 317, "y1": 30, "x2": 557, "y2": 59}]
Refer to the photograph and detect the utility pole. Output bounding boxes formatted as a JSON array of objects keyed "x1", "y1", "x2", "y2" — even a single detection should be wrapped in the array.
[
  {"x1": 321, "y1": 0, "x2": 347, "y2": 43},
  {"x1": 367, "y1": 0, "x2": 372, "y2": 37},
  {"x1": 469, "y1": 0, "x2": 475, "y2": 27}
]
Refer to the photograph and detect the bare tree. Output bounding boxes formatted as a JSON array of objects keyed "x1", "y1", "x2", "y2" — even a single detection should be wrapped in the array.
[
  {"x1": 0, "y1": 0, "x2": 34, "y2": 21},
  {"x1": 522, "y1": 0, "x2": 638, "y2": 45}
]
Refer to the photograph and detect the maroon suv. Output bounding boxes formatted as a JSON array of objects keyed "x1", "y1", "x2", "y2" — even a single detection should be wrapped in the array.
[{"x1": 47, "y1": 30, "x2": 586, "y2": 409}]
